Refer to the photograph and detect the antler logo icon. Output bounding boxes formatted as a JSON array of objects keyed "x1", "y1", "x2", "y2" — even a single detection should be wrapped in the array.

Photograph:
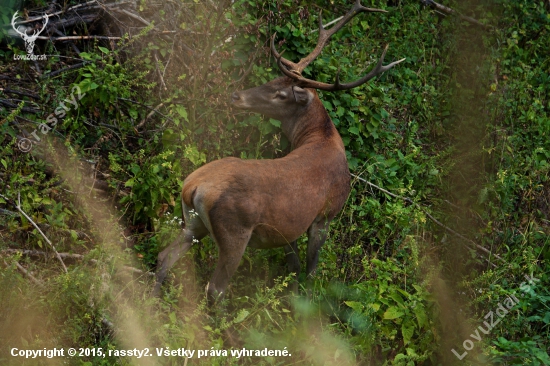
[{"x1": 11, "y1": 11, "x2": 49, "y2": 56}]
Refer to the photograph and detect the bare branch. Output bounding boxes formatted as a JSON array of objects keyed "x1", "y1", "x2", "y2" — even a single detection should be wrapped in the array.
[
  {"x1": 0, "y1": 193, "x2": 68, "y2": 273},
  {"x1": 1, "y1": 249, "x2": 154, "y2": 277},
  {"x1": 135, "y1": 102, "x2": 165, "y2": 131}
]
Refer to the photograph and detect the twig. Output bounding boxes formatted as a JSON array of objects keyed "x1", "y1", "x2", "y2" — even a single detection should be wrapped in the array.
[
  {"x1": 227, "y1": 53, "x2": 258, "y2": 88},
  {"x1": 443, "y1": 199, "x2": 461, "y2": 210},
  {"x1": 351, "y1": 173, "x2": 505, "y2": 265},
  {"x1": 19, "y1": 1, "x2": 97, "y2": 25},
  {"x1": 114, "y1": 8, "x2": 152, "y2": 26},
  {"x1": 0, "y1": 208, "x2": 17, "y2": 216},
  {"x1": 154, "y1": 53, "x2": 168, "y2": 92},
  {"x1": 2, "y1": 258, "x2": 43, "y2": 286},
  {"x1": 422, "y1": 0, "x2": 491, "y2": 29},
  {"x1": 36, "y1": 35, "x2": 122, "y2": 41},
  {"x1": 54, "y1": 29, "x2": 81, "y2": 55},
  {"x1": 0, "y1": 193, "x2": 68, "y2": 273},
  {"x1": 3, "y1": 0, "x2": 117, "y2": 26},
  {"x1": 2, "y1": 249, "x2": 154, "y2": 277},
  {"x1": 135, "y1": 102, "x2": 164, "y2": 131},
  {"x1": 310, "y1": 16, "x2": 343, "y2": 33},
  {"x1": 117, "y1": 97, "x2": 176, "y2": 124},
  {"x1": 42, "y1": 62, "x2": 90, "y2": 79}
]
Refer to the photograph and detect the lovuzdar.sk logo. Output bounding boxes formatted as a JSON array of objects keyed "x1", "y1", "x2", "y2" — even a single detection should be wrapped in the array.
[{"x1": 11, "y1": 11, "x2": 49, "y2": 61}]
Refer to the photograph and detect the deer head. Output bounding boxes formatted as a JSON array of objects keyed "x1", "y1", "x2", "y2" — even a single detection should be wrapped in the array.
[
  {"x1": 232, "y1": 0, "x2": 405, "y2": 147},
  {"x1": 11, "y1": 11, "x2": 49, "y2": 55}
]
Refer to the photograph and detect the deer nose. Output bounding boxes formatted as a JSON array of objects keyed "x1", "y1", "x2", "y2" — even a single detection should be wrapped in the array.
[{"x1": 231, "y1": 92, "x2": 241, "y2": 103}]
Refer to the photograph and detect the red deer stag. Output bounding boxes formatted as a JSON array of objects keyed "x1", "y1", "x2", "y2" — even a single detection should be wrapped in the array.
[{"x1": 153, "y1": 0, "x2": 404, "y2": 302}]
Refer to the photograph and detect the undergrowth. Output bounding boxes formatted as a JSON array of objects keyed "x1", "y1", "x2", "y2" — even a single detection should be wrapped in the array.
[{"x1": 0, "y1": 0, "x2": 548, "y2": 365}]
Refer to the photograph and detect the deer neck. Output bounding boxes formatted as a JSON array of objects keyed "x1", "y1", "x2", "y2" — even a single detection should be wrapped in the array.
[{"x1": 283, "y1": 97, "x2": 338, "y2": 151}]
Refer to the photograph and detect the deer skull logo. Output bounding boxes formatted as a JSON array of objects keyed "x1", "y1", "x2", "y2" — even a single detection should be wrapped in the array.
[{"x1": 11, "y1": 11, "x2": 49, "y2": 56}]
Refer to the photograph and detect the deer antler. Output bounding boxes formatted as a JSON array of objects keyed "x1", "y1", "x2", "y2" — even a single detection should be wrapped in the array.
[
  {"x1": 11, "y1": 12, "x2": 27, "y2": 38},
  {"x1": 272, "y1": 0, "x2": 405, "y2": 91}
]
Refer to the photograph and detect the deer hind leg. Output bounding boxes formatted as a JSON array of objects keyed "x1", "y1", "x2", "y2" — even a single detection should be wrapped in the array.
[
  {"x1": 153, "y1": 207, "x2": 208, "y2": 296},
  {"x1": 284, "y1": 240, "x2": 301, "y2": 293},
  {"x1": 205, "y1": 228, "x2": 251, "y2": 305},
  {"x1": 306, "y1": 219, "x2": 330, "y2": 277}
]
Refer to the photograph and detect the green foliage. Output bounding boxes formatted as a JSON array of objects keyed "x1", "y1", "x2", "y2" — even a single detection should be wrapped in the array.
[
  {"x1": 312, "y1": 254, "x2": 438, "y2": 364},
  {"x1": 1, "y1": 0, "x2": 550, "y2": 364}
]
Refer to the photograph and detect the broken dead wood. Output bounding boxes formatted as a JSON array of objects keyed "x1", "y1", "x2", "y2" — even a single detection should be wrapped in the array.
[
  {"x1": 2, "y1": 257, "x2": 43, "y2": 286},
  {"x1": 2, "y1": 249, "x2": 155, "y2": 277},
  {"x1": 42, "y1": 62, "x2": 90, "y2": 79},
  {"x1": 1, "y1": 88, "x2": 40, "y2": 100},
  {"x1": 0, "y1": 99, "x2": 41, "y2": 114},
  {"x1": 37, "y1": 35, "x2": 122, "y2": 41},
  {"x1": 422, "y1": 0, "x2": 491, "y2": 29}
]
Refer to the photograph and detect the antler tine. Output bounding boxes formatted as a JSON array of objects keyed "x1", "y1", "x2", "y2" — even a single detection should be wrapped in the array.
[
  {"x1": 293, "y1": 0, "x2": 387, "y2": 73},
  {"x1": 11, "y1": 12, "x2": 27, "y2": 37},
  {"x1": 288, "y1": 44, "x2": 406, "y2": 91},
  {"x1": 275, "y1": 48, "x2": 303, "y2": 81},
  {"x1": 270, "y1": 33, "x2": 300, "y2": 75}
]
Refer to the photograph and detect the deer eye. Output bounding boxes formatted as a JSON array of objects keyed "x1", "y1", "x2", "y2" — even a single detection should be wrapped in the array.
[{"x1": 274, "y1": 91, "x2": 287, "y2": 100}]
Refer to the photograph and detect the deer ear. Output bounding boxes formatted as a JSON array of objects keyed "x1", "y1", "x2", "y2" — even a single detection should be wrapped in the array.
[{"x1": 292, "y1": 86, "x2": 311, "y2": 105}]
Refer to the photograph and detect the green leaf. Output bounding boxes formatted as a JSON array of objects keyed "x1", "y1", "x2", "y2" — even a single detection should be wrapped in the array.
[
  {"x1": 402, "y1": 321, "x2": 415, "y2": 345},
  {"x1": 383, "y1": 306, "x2": 404, "y2": 320},
  {"x1": 345, "y1": 301, "x2": 364, "y2": 313},
  {"x1": 348, "y1": 126, "x2": 360, "y2": 135},
  {"x1": 269, "y1": 118, "x2": 281, "y2": 128},
  {"x1": 98, "y1": 46, "x2": 109, "y2": 54},
  {"x1": 169, "y1": 312, "x2": 177, "y2": 324},
  {"x1": 369, "y1": 303, "x2": 381, "y2": 311},
  {"x1": 413, "y1": 306, "x2": 428, "y2": 328},
  {"x1": 234, "y1": 309, "x2": 250, "y2": 323},
  {"x1": 176, "y1": 105, "x2": 189, "y2": 122},
  {"x1": 389, "y1": 291, "x2": 405, "y2": 307},
  {"x1": 70, "y1": 230, "x2": 78, "y2": 241}
]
